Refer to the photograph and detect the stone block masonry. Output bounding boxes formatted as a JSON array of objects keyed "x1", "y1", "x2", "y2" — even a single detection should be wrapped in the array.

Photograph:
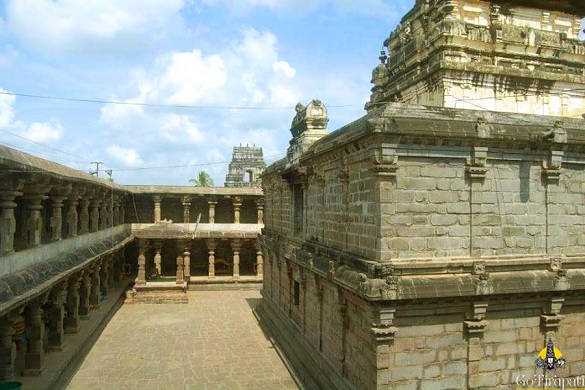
[{"x1": 260, "y1": 98, "x2": 585, "y2": 388}]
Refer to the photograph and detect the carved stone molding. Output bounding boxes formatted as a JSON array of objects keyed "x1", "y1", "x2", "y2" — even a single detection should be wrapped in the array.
[{"x1": 466, "y1": 147, "x2": 488, "y2": 181}]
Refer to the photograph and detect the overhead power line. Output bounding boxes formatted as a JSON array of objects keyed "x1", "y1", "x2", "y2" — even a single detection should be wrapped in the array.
[{"x1": 0, "y1": 90, "x2": 359, "y2": 110}]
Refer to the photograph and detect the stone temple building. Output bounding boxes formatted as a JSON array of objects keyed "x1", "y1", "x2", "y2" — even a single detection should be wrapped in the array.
[
  {"x1": 0, "y1": 145, "x2": 264, "y2": 385},
  {"x1": 225, "y1": 144, "x2": 266, "y2": 188},
  {"x1": 258, "y1": 0, "x2": 585, "y2": 389}
]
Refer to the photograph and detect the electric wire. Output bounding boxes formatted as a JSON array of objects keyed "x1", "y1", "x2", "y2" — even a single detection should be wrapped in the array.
[{"x1": 0, "y1": 90, "x2": 359, "y2": 110}]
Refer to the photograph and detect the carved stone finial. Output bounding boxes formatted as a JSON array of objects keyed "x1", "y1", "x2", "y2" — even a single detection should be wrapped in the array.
[{"x1": 475, "y1": 117, "x2": 490, "y2": 138}]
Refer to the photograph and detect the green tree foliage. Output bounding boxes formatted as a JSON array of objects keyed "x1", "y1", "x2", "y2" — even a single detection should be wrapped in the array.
[{"x1": 189, "y1": 171, "x2": 214, "y2": 187}]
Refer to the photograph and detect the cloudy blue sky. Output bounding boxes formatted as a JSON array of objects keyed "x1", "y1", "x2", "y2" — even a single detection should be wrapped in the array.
[
  {"x1": 0, "y1": 1, "x2": 582, "y2": 185},
  {"x1": 0, "y1": 0, "x2": 413, "y2": 185}
]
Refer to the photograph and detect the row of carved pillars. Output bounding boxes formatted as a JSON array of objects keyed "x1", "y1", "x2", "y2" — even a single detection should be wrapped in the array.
[
  {"x1": 0, "y1": 251, "x2": 124, "y2": 380},
  {"x1": 0, "y1": 185, "x2": 126, "y2": 256},
  {"x1": 135, "y1": 238, "x2": 264, "y2": 283},
  {"x1": 153, "y1": 195, "x2": 264, "y2": 224}
]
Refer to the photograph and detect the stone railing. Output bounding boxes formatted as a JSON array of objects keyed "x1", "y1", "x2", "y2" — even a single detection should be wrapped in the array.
[{"x1": 0, "y1": 224, "x2": 132, "y2": 276}]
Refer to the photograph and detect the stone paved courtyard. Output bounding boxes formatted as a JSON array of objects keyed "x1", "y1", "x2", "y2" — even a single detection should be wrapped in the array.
[{"x1": 67, "y1": 289, "x2": 299, "y2": 390}]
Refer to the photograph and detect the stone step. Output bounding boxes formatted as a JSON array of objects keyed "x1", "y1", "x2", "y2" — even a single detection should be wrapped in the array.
[{"x1": 129, "y1": 290, "x2": 189, "y2": 304}]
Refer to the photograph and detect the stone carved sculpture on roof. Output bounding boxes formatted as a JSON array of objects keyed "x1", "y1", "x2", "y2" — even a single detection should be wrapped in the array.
[{"x1": 475, "y1": 117, "x2": 491, "y2": 138}]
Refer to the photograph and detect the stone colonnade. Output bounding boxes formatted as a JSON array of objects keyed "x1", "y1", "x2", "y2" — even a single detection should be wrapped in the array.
[
  {"x1": 0, "y1": 179, "x2": 127, "y2": 256},
  {"x1": 153, "y1": 195, "x2": 264, "y2": 224},
  {"x1": 0, "y1": 251, "x2": 126, "y2": 381},
  {"x1": 136, "y1": 238, "x2": 264, "y2": 281}
]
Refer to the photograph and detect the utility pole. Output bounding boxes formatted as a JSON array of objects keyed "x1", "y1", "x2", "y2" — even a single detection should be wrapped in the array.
[{"x1": 90, "y1": 161, "x2": 103, "y2": 177}]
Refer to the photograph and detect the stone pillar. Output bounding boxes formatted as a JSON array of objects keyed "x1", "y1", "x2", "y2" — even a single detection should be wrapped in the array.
[
  {"x1": 24, "y1": 301, "x2": 46, "y2": 376},
  {"x1": 99, "y1": 201, "x2": 108, "y2": 230},
  {"x1": 182, "y1": 196, "x2": 191, "y2": 223},
  {"x1": 113, "y1": 198, "x2": 120, "y2": 226},
  {"x1": 107, "y1": 259, "x2": 115, "y2": 290},
  {"x1": 136, "y1": 240, "x2": 147, "y2": 285},
  {"x1": 23, "y1": 195, "x2": 47, "y2": 248},
  {"x1": 89, "y1": 264, "x2": 101, "y2": 309},
  {"x1": 184, "y1": 249, "x2": 191, "y2": 279},
  {"x1": 207, "y1": 239, "x2": 216, "y2": 279},
  {"x1": 100, "y1": 259, "x2": 110, "y2": 295},
  {"x1": 255, "y1": 240, "x2": 264, "y2": 277},
  {"x1": 208, "y1": 199, "x2": 217, "y2": 224},
  {"x1": 90, "y1": 199, "x2": 100, "y2": 233},
  {"x1": 65, "y1": 193, "x2": 79, "y2": 238},
  {"x1": 119, "y1": 204, "x2": 125, "y2": 224},
  {"x1": 153, "y1": 195, "x2": 162, "y2": 223},
  {"x1": 0, "y1": 191, "x2": 21, "y2": 255},
  {"x1": 232, "y1": 239, "x2": 241, "y2": 280},
  {"x1": 256, "y1": 199, "x2": 264, "y2": 225},
  {"x1": 78, "y1": 198, "x2": 90, "y2": 235},
  {"x1": 233, "y1": 196, "x2": 242, "y2": 224},
  {"x1": 153, "y1": 241, "x2": 162, "y2": 275},
  {"x1": 64, "y1": 276, "x2": 81, "y2": 334},
  {"x1": 175, "y1": 241, "x2": 185, "y2": 285},
  {"x1": 47, "y1": 283, "x2": 67, "y2": 352},
  {"x1": 79, "y1": 272, "x2": 91, "y2": 319},
  {"x1": 0, "y1": 313, "x2": 17, "y2": 381},
  {"x1": 49, "y1": 196, "x2": 67, "y2": 241}
]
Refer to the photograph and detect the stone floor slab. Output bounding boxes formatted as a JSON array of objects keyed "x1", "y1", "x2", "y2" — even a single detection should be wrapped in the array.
[{"x1": 67, "y1": 290, "x2": 298, "y2": 390}]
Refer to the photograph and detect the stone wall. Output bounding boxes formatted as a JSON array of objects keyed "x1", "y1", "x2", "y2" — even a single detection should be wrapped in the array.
[
  {"x1": 260, "y1": 256, "x2": 585, "y2": 389},
  {"x1": 260, "y1": 102, "x2": 585, "y2": 389}
]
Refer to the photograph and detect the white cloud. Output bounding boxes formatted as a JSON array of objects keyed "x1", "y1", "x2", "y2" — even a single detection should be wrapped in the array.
[
  {"x1": 0, "y1": 46, "x2": 19, "y2": 67},
  {"x1": 26, "y1": 122, "x2": 63, "y2": 143},
  {"x1": 0, "y1": 88, "x2": 66, "y2": 146},
  {"x1": 273, "y1": 61, "x2": 296, "y2": 78},
  {"x1": 0, "y1": 90, "x2": 17, "y2": 128},
  {"x1": 97, "y1": 27, "x2": 302, "y2": 184},
  {"x1": 106, "y1": 145, "x2": 143, "y2": 166},
  {"x1": 199, "y1": 0, "x2": 402, "y2": 18},
  {"x1": 4, "y1": 0, "x2": 186, "y2": 54}
]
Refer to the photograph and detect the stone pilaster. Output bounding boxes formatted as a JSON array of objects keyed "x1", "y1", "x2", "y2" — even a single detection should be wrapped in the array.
[
  {"x1": 541, "y1": 297, "x2": 564, "y2": 340},
  {"x1": 153, "y1": 241, "x2": 162, "y2": 276},
  {"x1": 136, "y1": 240, "x2": 147, "y2": 285},
  {"x1": 175, "y1": 241, "x2": 185, "y2": 285},
  {"x1": 208, "y1": 198, "x2": 217, "y2": 224},
  {"x1": 464, "y1": 302, "x2": 489, "y2": 389},
  {"x1": 79, "y1": 272, "x2": 91, "y2": 319},
  {"x1": 64, "y1": 275, "x2": 81, "y2": 334},
  {"x1": 233, "y1": 196, "x2": 242, "y2": 224},
  {"x1": 182, "y1": 196, "x2": 191, "y2": 223},
  {"x1": 207, "y1": 239, "x2": 216, "y2": 279},
  {"x1": 232, "y1": 239, "x2": 242, "y2": 279},
  {"x1": 371, "y1": 306, "x2": 398, "y2": 387},
  {"x1": 256, "y1": 199, "x2": 264, "y2": 224},
  {"x1": 0, "y1": 313, "x2": 18, "y2": 381},
  {"x1": 49, "y1": 196, "x2": 67, "y2": 241},
  {"x1": 153, "y1": 195, "x2": 162, "y2": 223},
  {"x1": 24, "y1": 300, "x2": 47, "y2": 376},
  {"x1": 90, "y1": 199, "x2": 100, "y2": 233},
  {"x1": 23, "y1": 195, "x2": 47, "y2": 248},
  {"x1": 0, "y1": 191, "x2": 21, "y2": 255},
  {"x1": 47, "y1": 282, "x2": 67, "y2": 352}
]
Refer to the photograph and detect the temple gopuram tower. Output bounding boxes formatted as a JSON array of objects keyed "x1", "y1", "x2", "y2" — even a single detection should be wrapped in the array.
[
  {"x1": 366, "y1": 0, "x2": 585, "y2": 117},
  {"x1": 224, "y1": 144, "x2": 266, "y2": 188}
]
